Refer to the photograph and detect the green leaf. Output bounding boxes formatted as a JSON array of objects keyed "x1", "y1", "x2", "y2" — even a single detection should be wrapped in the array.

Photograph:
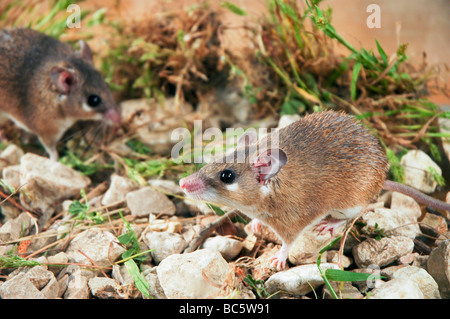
[
  {"x1": 220, "y1": 1, "x2": 247, "y2": 16},
  {"x1": 68, "y1": 200, "x2": 89, "y2": 217},
  {"x1": 325, "y1": 269, "x2": 385, "y2": 282},
  {"x1": 117, "y1": 232, "x2": 134, "y2": 246},
  {"x1": 351, "y1": 62, "x2": 362, "y2": 101},
  {"x1": 275, "y1": 0, "x2": 300, "y2": 23},
  {"x1": 243, "y1": 274, "x2": 269, "y2": 298},
  {"x1": 124, "y1": 259, "x2": 151, "y2": 298},
  {"x1": 375, "y1": 39, "x2": 388, "y2": 66}
]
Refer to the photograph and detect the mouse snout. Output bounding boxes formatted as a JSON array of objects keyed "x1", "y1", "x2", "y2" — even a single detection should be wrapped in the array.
[
  {"x1": 179, "y1": 175, "x2": 206, "y2": 195},
  {"x1": 104, "y1": 108, "x2": 122, "y2": 125}
]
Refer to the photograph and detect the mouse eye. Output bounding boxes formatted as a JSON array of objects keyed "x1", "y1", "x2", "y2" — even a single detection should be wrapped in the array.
[
  {"x1": 87, "y1": 94, "x2": 102, "y2": 108},
  {"x1": 220, "y1": 169, "x2": 236, "y2": 184}
]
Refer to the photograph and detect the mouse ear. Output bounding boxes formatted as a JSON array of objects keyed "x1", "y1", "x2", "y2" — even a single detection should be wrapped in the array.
[
  {"x1": 252, "y1": 148, "x2": 288, "y2": 184},
  {"x1": 50, "y1": 66, "x2": 78, "y2": 94},
  {"x1": 78, "y1": 40, "x2": 93, "y2": 63}
]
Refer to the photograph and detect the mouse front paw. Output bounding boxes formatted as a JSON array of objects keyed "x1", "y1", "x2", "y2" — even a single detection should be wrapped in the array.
[
  {"x1": 315, "y1": 217, "x2": 347, "y2": 236},
  {"x1": 249, "y1": 219, "x2": 262, "y2": 233},
  {"x1": 270, "y1": 254, "x2": 287, "y2": 270},
  {"x1": 270, "y1": 244, "x2": 290, "y2": 270}
]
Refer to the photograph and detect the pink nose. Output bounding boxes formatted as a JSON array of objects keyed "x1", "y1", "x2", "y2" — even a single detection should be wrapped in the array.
[
  {"x1": 179, "y1": 175, "x2": 205, "y2": 195},
  {"x1": 105, "y1": 108, "x2": 122, "y2": 125}
]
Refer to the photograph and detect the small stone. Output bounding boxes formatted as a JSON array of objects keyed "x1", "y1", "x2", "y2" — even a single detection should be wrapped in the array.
[
  {"x1": 142, "y1": 267, "x2": 167, "y2": 299},
  {"x1": 251, "y1": 246, "x2": 281, "y2": 281},
  {"x1": 88, "y1": 277, "x2": 124, "y2": 299},
  {"x1": 0, "y1": 266, "x2": 59, "y2": 299},
  {"x1": 326, "y1": 250, "x2": 353, "y2": 268},
  {"x1": 0, "y1": 212, "x2": 36, "y2": 243},
  {"x1": 352, "y1": 236, "x2": 415, "y2": 268},
  {"x1": 420, "y1": 213, "x2": 448, "y2": 235},
  {"x1": 427, "y1": 239, "x2": 450, "y2": 298},
  {"x1": 120, "y1": 97, "x2": 194, "y2": 155},
  {"x1": 147, "y1": 179, "x2": 183, "y2": 195},
  {"x1": 244, "y1": 221, "x2": 281, "y2": 244},
  {"x1": 26, "y1": 265, "x2": 53, "y2": 289},
  {"x1": 66, "y1": 228, "x2": 126, "y2": 268},
  {"x1": 143, "y1": 231, "x2": 186, "y2": 264},
  {"x1": 63, "y1": 267, "x2": 94, "y2": 299},
  {"x1": 19, "y1": 153, "x2": 91, "y2": 225},
  {"x1": 2, "y1": 164, "x2": 20, "y2": 190},
  {"x1": 201, "y1": 236, "x2": 243, "y2": 261},
  {"x1": 112, "y1": 264, "x2": 135, "y2": 287},
  {"x1": 148, "y1": 215, "x2": 183, "y2": 233},
  {"x1": 322, "y1": 281, "x2": 363, "y2": 299},
  {"x1": 392, "y1": 266, "x2": 440, "y2": 299},
  {"x1": 400, "y1": 150, "x2": 442, "y2": 194},
  {"x1": 240, "y1": 232, "x2": 258, "y2": 256},
  {"x1": 57, "y1": 274, "x2": 69, "y2": 298},
  {"x1": 390, "y1": 192, "x2": 422, "y2": 219},
  {"x1": 371, "y1": 278, "x2": 424, "y2": 299},
  {"x1": 265, "y1": 263, "x2": 339, "y2": 296},
  {"x1": 0, "y1": 144, "x2": 24, "y2": 166},
  {"x1": 156, "y1": 249, "x2": 229, "y2": 299},
  {"x1": 101, "y1": 174, "x2": 138, "y2": 206},
  {"x1": 360, "y1": 208, "x2": 420, "y2": 239},
  {"x1": 181, "y1": 224, "x2": 202, "y2": 243},
  {"x1": 412, "y1": 255, "x2": 429, "y2": 269},
  {"x1": 126, "y1": 186, "x2": 176, "y2": 217},
  {"x1": 47, "y1": 252, "x2": 69, "y2": 276},
  {"x1": 398, "y1": 252, "x2": 420, "y2": 266},
  {"x1": 0, "y1": 273, "x2": 46, "y2": 299},
  {"x1": 29, "y1": 231, "x2": 57, "y2": 255},
  {"x1": 288, "y1": 225, "x2": 343, "y2": 265}
]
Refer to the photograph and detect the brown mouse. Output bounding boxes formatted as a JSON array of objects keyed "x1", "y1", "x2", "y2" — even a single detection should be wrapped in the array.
[
  {"x1": 0, "y1": 28, "x2": 121, "y2": 161},
  {"x1": 179, "y1": 111, "x2": 450, "y2": 269}
]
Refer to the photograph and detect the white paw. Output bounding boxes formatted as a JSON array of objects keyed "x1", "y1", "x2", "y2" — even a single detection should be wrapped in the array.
[
  {"x1": 270, "y1": 255, "x2": 287, "y2": 270},
  {"x1": 249, "y1": 219, "x2": 262, "y2": 233},
  {"x1": 270, "y1": 245, "x2": 289, "y2": 270},
  {"x1": 315, "y1": 217, "x2": 346, "y2": 236}
]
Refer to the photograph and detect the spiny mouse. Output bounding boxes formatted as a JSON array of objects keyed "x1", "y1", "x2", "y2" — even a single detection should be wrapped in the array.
[
  {"x1": 179, "y1": 111, "x2": 450, "y2": 269},
  {"x1": 0, "y1": 28, "x2": 121, "y2": 161}
]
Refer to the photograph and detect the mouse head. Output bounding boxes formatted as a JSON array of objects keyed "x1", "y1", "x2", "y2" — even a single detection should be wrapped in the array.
[
  {"x1": 49, "y1": 40, "x2": 121, "y2": 125},
  {"x1": 179, "y1": 131, "x2": 288, "y2": 213}
]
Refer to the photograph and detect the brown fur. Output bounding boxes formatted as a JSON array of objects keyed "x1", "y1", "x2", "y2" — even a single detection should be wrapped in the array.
[{"x1": 193, "y1": 111, "x2": 389, "y2": 246}]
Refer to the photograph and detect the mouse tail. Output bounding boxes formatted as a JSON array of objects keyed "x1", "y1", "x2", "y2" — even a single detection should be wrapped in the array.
[{"x1": 383, "y1": 179, "x2": 450, "y2": 214}]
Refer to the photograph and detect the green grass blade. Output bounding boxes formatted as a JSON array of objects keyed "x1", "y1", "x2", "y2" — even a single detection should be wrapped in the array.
[
  {"x1": 0, "y1": 254, "x2": 41, "y2": 269},
  {"x1": 351, "y1": 62, "x2": 362, "y2": 101},
  {"x1": 375, "y1": 39, "x2": 388, "y2": 66},
  {"x1": 276, "y1": 0, "x2": 300, "y2": 23},
  {"x1": 317, "y1": 236, "x2": 342, "y2": 299},
  {"x1": 220, "y1": 1, "x2": 247, "y2": 16},
  {"x1": 324, "y1": 269, "x2": 385, "y2": 282},
  {"x1": 124, "y1": 259, "x2": 151, "y2": 298}
]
